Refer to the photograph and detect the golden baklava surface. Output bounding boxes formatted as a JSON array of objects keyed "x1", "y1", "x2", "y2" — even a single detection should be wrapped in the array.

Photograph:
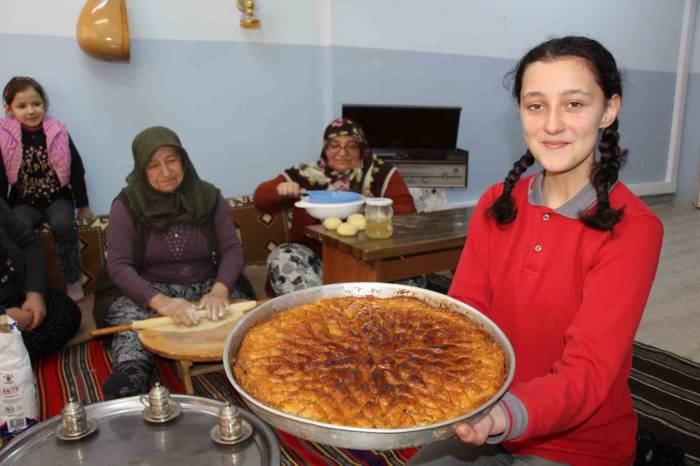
[{"x1": 234, "y1": 296, "x2": 506, "y2": 428}]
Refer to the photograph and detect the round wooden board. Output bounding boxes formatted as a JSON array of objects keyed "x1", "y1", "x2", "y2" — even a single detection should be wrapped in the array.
[{"x1": 138, "y1": 314, "x2": 240, "y2": 362}]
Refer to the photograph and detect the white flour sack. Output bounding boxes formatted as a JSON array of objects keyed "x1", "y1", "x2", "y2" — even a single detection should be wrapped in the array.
[{"x1": 0, "y1": 315, "x2": 37, "y2": 443}]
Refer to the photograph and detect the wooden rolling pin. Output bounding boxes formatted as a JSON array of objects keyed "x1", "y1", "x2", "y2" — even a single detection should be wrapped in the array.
[{"x1": 90, "y1": 300, "x2": 258, "y2": 337}]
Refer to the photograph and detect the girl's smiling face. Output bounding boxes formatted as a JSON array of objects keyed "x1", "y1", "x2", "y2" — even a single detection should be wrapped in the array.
[
  {"x1": 518, "y1": 57, "x2": 620, "y2": 180},
  {"x1": 4, "y1": 87, "x2": 46, "y2": 129}
]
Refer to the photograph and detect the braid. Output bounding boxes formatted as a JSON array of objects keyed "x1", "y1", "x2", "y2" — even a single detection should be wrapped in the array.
[
  {"x1": 580, "y1": 119, "x2": 627, "y2": 230},
  {"x1": 487, "y1": 151, "x2": 535, "y2": 225}
]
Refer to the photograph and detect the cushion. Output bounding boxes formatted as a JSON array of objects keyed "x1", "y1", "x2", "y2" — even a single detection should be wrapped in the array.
[
  {"x1": 242, "y1": 263, "x2": 269, "y2": 300},
  {"x1": 228, "y1": 196, "x2": 291, "y2": 264},
  {"x1": 38, "y1": 216, "x2": 109, "y2": 294}
]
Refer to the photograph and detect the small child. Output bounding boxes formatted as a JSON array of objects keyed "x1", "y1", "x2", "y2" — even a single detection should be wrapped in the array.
[{"x1": 0, "y1": 77, "x2": 93, "y2": 302}]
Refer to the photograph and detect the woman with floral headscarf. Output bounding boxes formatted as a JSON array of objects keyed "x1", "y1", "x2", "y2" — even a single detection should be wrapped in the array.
[{"x1": 254, "y1": 118, "x2": 416, "y2": 295}]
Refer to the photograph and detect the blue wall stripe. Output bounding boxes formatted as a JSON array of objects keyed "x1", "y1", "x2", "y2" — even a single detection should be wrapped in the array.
[{"x1": 0, "y1": 35, "x2": 694, "y2": 211}]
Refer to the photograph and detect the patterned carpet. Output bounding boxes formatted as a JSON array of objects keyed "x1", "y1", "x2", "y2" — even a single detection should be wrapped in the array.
[
  {"x1": 25, "y1": 339, "x2": 700, "y2": 465},
  {"x1": 32, "y1": 339, "x2": 417, "y2": 465},
  {"x1": 630, "y1": 342, "x2": 699, "y2": 466}
]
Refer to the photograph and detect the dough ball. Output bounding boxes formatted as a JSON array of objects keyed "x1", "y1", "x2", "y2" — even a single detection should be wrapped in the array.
[
  {"x1": 336, "y1": 222, "x2": 359, "y2": 236},
  {"x1": 347, "y1": 213, "x2": 366, "y2": 230},
  {"x1": 323, "y1": 216, "x2": 343, "y2": 230}
]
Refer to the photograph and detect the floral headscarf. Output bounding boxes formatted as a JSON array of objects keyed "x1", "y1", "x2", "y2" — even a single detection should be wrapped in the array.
[{"x1": 283, "y1": 118, "x2": 393, "y2": 196}]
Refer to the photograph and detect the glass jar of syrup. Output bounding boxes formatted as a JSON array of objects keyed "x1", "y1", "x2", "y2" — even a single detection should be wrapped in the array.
[{"x1": 364, "y1": 198, "x2": 394, "y2": 239}]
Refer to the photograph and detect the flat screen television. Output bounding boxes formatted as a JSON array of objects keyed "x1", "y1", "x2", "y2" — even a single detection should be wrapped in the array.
[{"x1": 342, "y1": 105, "x2": 461, "y2": 151}]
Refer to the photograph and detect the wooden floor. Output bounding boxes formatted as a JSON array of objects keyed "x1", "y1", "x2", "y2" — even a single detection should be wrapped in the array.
[{"x1": 636, "y1": 201, "x2": 700, "y2": 362}]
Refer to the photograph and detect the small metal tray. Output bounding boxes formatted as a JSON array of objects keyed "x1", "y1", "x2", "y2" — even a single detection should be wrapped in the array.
[{"x1": 0, "y1": 395, "x2": 280, "y2": 466}]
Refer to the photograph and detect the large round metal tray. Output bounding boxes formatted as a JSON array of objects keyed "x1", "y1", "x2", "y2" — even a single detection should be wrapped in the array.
[
  {"x1": 224, "y1": 283, "x2": 515, "y2": 450},
  {"x1": 0, "y1": 395, "x2": 280, "y2": 466}
]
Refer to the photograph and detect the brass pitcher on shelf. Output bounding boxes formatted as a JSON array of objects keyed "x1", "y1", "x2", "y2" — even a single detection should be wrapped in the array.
[{"x1": 76, "y1": 0, "x2": 130, "y2": 62}]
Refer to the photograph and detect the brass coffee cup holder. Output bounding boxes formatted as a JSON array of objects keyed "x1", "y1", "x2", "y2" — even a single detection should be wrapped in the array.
[
  {"x1": 140, "y1": 383, "x2": 182, "y2": 423},
  {"x1": 55, "y1": 398, "x2": 98, "y2": 441},
  {"x1": 210, "y1": 402, "x2": 254, "y2": 445}
]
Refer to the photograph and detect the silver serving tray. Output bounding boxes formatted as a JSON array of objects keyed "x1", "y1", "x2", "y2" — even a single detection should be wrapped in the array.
[
  {"x1": 0, "y1": 395, "x2": 280, "y2": 466},
  {"x1": 224, "y1": 283, "x2": 515, "y2": 450}
]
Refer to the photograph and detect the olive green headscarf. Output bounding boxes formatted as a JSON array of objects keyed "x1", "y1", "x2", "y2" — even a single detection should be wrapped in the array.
[{"x1": 119, "y1": 126, "x2": 220, "y2": 230}]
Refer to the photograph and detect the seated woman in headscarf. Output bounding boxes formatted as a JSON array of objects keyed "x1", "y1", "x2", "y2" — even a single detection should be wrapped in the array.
[
  {"x1": 0, "y1": 198, "x2": 80, "y2": 362},
  {"x1": 101, "y1": 126, "x2": 250, "y2": 398},
  {"x1": 254, "y1": 118, "x2": 416, "y2": 296}
]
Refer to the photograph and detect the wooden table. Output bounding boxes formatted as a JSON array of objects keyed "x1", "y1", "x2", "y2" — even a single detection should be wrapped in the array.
[{"x1": 305, "y1": 207, "x2": 472, "y2": 284}]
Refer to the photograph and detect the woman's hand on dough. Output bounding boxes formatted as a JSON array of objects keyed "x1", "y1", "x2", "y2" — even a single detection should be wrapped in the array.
[
  {"x1": 152, "y1": 295, "x2": 199, "y2": 326},
  {"x1": 199, "y1": 282, "x2": 230, "y2": 320}
]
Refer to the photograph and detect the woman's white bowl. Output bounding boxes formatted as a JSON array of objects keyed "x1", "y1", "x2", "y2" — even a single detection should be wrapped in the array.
[{"x1": 295, "y1": 198, "x2": 365, "y2": 220}]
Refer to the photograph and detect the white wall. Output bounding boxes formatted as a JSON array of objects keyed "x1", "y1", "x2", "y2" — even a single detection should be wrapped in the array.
[
  {"x1": 677, "y1": 3, "x2": 700, "y2": 205},
  {"x1": 0, "y1": 0, "x2": 697, "y2": 210},
  {"x1": 0, "y1": 0, "x2": 326, "y2": 44},
  {"x1": 690, "y1": 2, "x2": 700, "y2": 73},
  {"x1": 1, "y1": 0, "x2": 686, "y2": 70},
  {"x1": 333, "y1": 0, "x2": 685, "y2": 72}
]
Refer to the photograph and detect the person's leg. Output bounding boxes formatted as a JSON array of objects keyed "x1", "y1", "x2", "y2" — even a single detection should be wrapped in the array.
[
  {"x1": 151, "y1": 278, "x2": 254, "y2": 304},
  {"x1": 395, "y1": 275, "x2": 428, "y2": 288},
  {"x1": 512, "y1": 456, "x2": 570, "y2": 466},
  {"x1": 103, "y1": 295, "x2": 156, "y2": 399},
  {"x1": 9, "y1": 203, "x2": 44, "y2": 231},
  {"x1": 152, "y1": 281, "x2": 212, "y2": 304},
  {"x1": 151, "y1": 279, "x2": 254, "y2": 318},
  {"x1": 45, "y1": 199, "x2": 83, "y2": 301},
  {"x1": 267, "y1": 243, "x2": 322, "y2": 296},
  {"x1": 407, "y1": 439, "x2": 514, "y2": 466},
  {"x1": 21, "y1": 288, "x2": 81, "y2": 363}
]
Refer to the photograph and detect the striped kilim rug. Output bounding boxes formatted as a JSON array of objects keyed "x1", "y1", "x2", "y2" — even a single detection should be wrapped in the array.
[
  {"x1": 32, "y1": 339, "x2": 417, "y2": 465},
  {"x1": 630, "y1": 342, "x2": 700, "y2": 466}
]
